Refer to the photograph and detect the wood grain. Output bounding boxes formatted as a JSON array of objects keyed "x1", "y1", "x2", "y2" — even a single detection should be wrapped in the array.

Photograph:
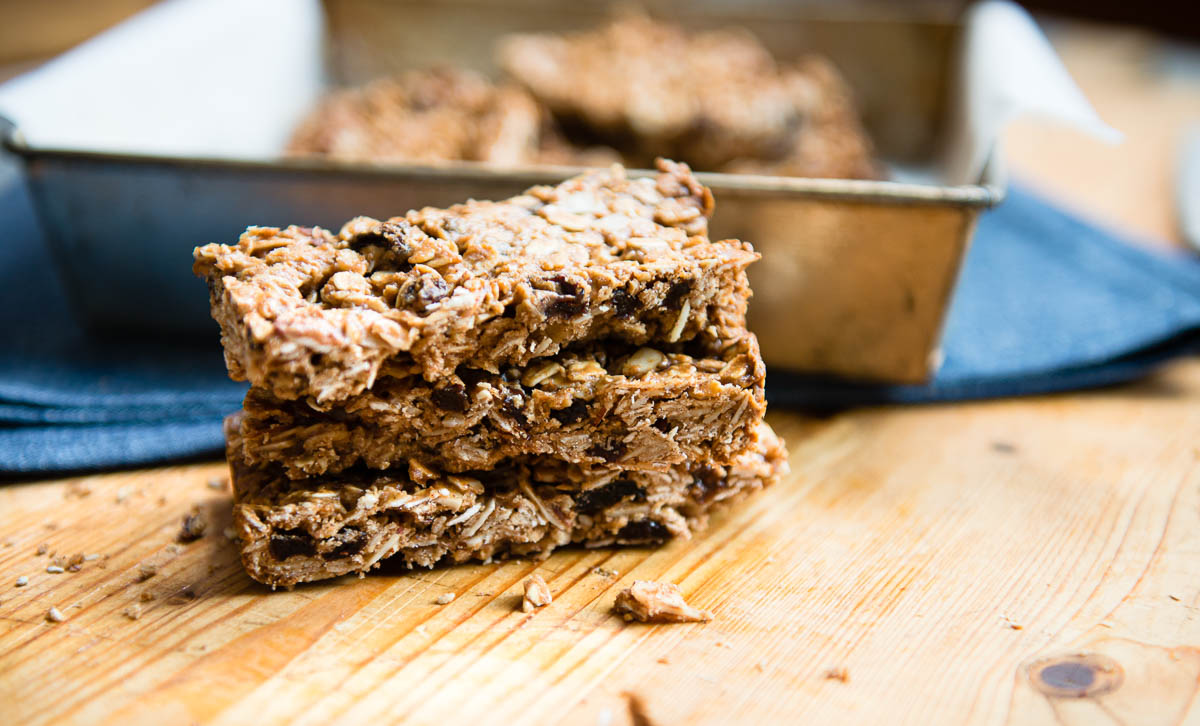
[{"x1": 2, "y1": 363, "x2": 1200, "y2": 725}]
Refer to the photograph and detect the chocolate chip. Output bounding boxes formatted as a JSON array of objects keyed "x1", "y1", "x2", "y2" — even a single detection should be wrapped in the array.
[
  {"x1": 616, "y1": 520, "x2": 670, "y2": 545},
  {"x1": 268, "y1": 529, "x2": 317, "y2": 560},
  {"x1": 652, "y1": 418, "x2": 672, "y2": 433},
  {"x1": 587, "y1": 441, "x2": 627, "y2": 463},
  {"x1": 458, "y1": 367, "x2": 491, "y2": 389},
  {"x1": 397, "y1": 276, "x2": 450, "y2": 312},
  {"x1": 689, "y1": 464, "x2": 725, "y2": 503},
  {"x1": 347, "y1": 220, "x2": 414, "y2": 265},
  {"x1": 323, "y1": 528, "x2": 368, "y2": 560},
  {"x1": 544, "y1": 275, "x2": 586, "y2": 317},
  {"x1": 431, "y1": 382, "x2": 469, "y2": 412},
  {"x1": 610, "y1": 288, "x2": 640, "y2": 318},
  {"x1": 502, "y1": 390, "x2": 528, "y2": 430},
  {"x1": 663, "y1": 279, "x2": 693, "y2": 309},
  {"x1": 576, "y1": 479, "x2": 645, "y2": 515},
  {"x1": 551, "y1": 399, "x2": 590, "y2": 425}
]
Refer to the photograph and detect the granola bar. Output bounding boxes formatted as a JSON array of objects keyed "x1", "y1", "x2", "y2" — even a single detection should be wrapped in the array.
[
  {"x1": 237, "y1": 334, "x2": 765, "y2": 478},
  {"x1": 498, "y1": 12, "x2": 879, "y2": 178},
  {"x1": 227, "y1": 415, "x2": 787, "y2": 587},
  {"x1": 194, "y1": 160, "x2": 757, "y2": 403},
  {"x1": 287, "y1": 67, "x2": 617, "y2": 167}
]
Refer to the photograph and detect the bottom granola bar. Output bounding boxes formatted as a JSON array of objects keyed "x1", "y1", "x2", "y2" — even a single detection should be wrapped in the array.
[{"x1": 226, "y1": 415, "x2": 787, "y2": 587}]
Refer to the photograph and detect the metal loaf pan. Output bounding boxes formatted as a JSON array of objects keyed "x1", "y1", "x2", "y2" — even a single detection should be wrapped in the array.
[{"x1": 3, "y1": 0, "x2": 1005, "y2": 384}]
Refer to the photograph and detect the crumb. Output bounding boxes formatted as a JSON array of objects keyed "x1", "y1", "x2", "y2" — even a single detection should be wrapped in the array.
[
  {"x1": 115, "y1": 486, "x2": 133, "y2": 503},
  {"x1": 1001, "y1": 615, "x2": 1023, "y2": 630},
  {"x1": 123, "y1": 604, "x2": 142, "y2": 620},
  {"x1": 754, "y1": 661, "x2": 765, "y2": 672},
  {"x1": 206, "y1": 477, "x2": 227, "y2": 490},
  {"x1": 166, "y1": 543, "x2": 183, "y2": 555},
  {"x1": 180, "y1": 588, "x2": 198, "y2": 601},
  {"x1": 613, "y1": 581, "x2": 712, "y2": 623},
  {"x1": 625, "y1": 692, "x2": 653, "y2": 726},
  {"x1": 45, "y1": 522, "x2": 58, "y2": 530},
  {"x1": 65, "y1": 483, "x2": 93, "y2": 498},
  {"x1": 824, "y1": 667, "x2": 849, "y2": 683},
  {"x1": 140, "y1": 591, "x2": 155, "y2": 602},
  {"x1": 414, "y1": 625, "x2": 429, "y2": 637},
  {"x1": 656, "y1": 656, "x2": 669, "y2": 665},
  {"x1": 522, "y1": 574, "x2": 552, "y2": 613},
  {"x1": 67, "y1": 553, "x2": 86, "y2": 572},
  {"x1": 991, "y1": 441, "x2": 1017, "y2": 454},
  {"x1": 136, "y1": 563, "x2": 158, "y2": 582},
  {"x1": 223, "y1": 527, "x2": 238, "y2": 541},
  {"x1": 764, "y1": 555, "x2": 775, "y2": 564},
  {"x1": 179, "y1": 508, "x2": 208, "y2": 542},
  {"x1": 435, "y1": 592, "x2": 456, "y2": 605},
  {"x1": 592, "y1": 567, "x2": 618, "y2": 578},
  {"x1": 45, "y1": 606, "x2": 66, "y2": 623},
  {"x1": 15, "y1": 576, "x2": 28, "y2": 587},
  {"x1": 83, "y1": 554, "x2": 100, "y2": 562},
  {"x1": 46, "y1": 565, "x2": 65, "y2": 574},
  {"x1": 157, "y1": 496, "x2": 168, "y2": 507},
  {"x1": 1170, "y1": 595, "x2": 1182, "y2": 602},
  {"x1": 36, "y1": 544, "x2": 48, "y2": 556}
]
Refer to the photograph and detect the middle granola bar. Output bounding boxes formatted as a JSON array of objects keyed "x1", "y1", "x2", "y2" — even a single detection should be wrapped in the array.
[
  {"x1": 193, "y1": 159, "x2": 758, "y2": 404},
  {"x1": 237, "y1": 333, "x2": 766, "y2": 478}
]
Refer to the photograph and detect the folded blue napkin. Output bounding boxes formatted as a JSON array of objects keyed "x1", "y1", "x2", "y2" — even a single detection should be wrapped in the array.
[{"x1": 2, "y1": 164, "x2": 1198, "y2": 474}]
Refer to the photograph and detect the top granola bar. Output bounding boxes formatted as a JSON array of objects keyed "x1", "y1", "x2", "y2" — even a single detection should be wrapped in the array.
[{"x1": 194, "y1": 159, "x2": 758, "y2": 403}]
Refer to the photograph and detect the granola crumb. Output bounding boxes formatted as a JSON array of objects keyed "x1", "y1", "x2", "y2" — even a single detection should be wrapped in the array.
[
  {"x1": 115, "y1": 486, "x2": 133, "y2": 504},
  {"x1": 656, "y1": 656, "x2": 669, "y2": 665},
  {"x1": 223, "y1": 527, "x2": 238, "y2": 541},
  {"x1": 206, "y1": 477, "x2": 227, "y2": 490},
  {"x1": 158, "y1": 496, "x2": 168, "y2": 506},
  {"x1": 15, "y1": 576, "x2": 28, "y2": 587},
  {"x1": 36, "y1": 544, "x2": 48, "y2": 556},
  {"x1": 612, "y1": 581, "x2": 712, "y2": 623},
  {"x1": 166, "y1": 543, "x2": 183, "y2": 555},
  {"x1": 83, "y1": 553, "x2": 100, "y2": 562},
  {"x1": 592, "y1": 567, "x2": 618, "y2": 578},
  {"x1": 45, "y1": 522, "x2": 58, "y2": 530},
  {"x1": 123, "y1": 604, "x2": 143, "y2": 620},
  {"x1": 139, "y1": 591, "x2": 155, "y2": 602},
  {"x1": 521, "y1": 574, "x2": 552, "y2": 613},
  {"x1": 824, "y1": 667, "x2": 849, "y2": 683},
  {"x1": 46, "y1": 565, "x2": 65, "y2": 574},
  {"x1": 67, "y1": 553, "x2": 86, "y2": 572},
  {"x1": 1169, "y1": 594, "x2": 1182, "y2": 602},
  {"x1": 435, "y1": 592, "x2": 456, "y2": 605},
  {"x1": 65, "y1": 483, "x2": 93, "y2": 499},
  {"x1": 179, "y1": 508, "x2": 208, "y2": 542},
  {"x1": 45, "y1": 606, "x2": 66, "y2": 623},
  {"x1": 136, "y1": 563, "x2": 158, "y2": 582}
]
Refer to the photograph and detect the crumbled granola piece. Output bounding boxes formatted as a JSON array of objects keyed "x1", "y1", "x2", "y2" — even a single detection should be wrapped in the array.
[
  {"x1": 824, "y1": 667, "x2": 849, "y2": 683},
  {"x1": 435, "y1": 592, "x2": 456, "y2": 605},
  {"x1": 45, "y1": 606, "x2": 66, "y2": 623},
  {"x1": 66, "y1": 553, "x2": 86, "y2": 572},
  {"x1": 613, "y1": 581, "x2": 712, "y2": 623},
  {"x1": 179, "y1": 509, "x2": 208, "y2": 542},
  {"x1": 522, "y1": 574, "x2": 553, "y2": 612},
  {"x1": 136, "y1": 563, "x2": 158, "y2": 582},
  {"x1": 15, "y1": 576, "x2": 28, "y2": 587},
  {"x1": 123, "y1": 604, "x2": 143, "y2": 620},
  {"x1": 139, "y1": 591, "x2": 155, "y2": 602},
  {"x1": 45, "y1": 565, "x2": 64, "y2": 574}
]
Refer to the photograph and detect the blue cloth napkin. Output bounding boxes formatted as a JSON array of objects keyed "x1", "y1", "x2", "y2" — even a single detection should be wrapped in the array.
[{"x1": 2, "y1": 165, "x2": 1198, "y2": 474}]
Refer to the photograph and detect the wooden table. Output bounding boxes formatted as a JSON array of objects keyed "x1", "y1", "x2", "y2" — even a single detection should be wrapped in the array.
[{"x1": 2, "y1": 20, "x2": 1198, "y2": 726}]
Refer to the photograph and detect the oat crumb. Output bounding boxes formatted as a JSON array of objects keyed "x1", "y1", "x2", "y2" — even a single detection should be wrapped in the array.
[
  {"x1": 45, "y1": 606, "x2": 66, "y2": 623},
  {"x1": 1169, "y1": 594, "x2": 1182, "y2": 602},
  {"x1": 67, "y1": 553, "x2": 86, "y2": 572},
  {"x1": 435, "y1": 592, "x2": 456, "y2": 605},
  {"x1": 15, "y1": 576, "x2": 28, "y2": 587},
  {"x1": 612, "y1": 581, "x2": 712, "y2": 623},
  {"x1": 522, "y1": 574, "x2": 553, "y2": 613},
  {"x1": 139, "y1": 591, "x2": 155, "y2": 602},
  {"x1": 123, "y1": 604, "x2": 143, "y2": 620},
  {"x1": 206, "y1": 477, "x2": 227, "y2": 490},
  {"x1": 824, "y1": 667, "x2": 849, "y2": 683},
  {"x1": 656, "y1": 656, "x2": 669, "y2": 665},
  {"x1": 46, "y1": 565, "x2": 65, "y2": 574},
  {"x1": 136, "y1": 563, "x2": 158, "y2": 582},
  {"x1": 36, "y1": 544, "x2": 48, "y2": 556},
  {"x1": 592, "y1": 567, "x2": 618, "y2": 578},
  {"x1": 179, "y1": 508, "x2": 208, "y2": 542}
]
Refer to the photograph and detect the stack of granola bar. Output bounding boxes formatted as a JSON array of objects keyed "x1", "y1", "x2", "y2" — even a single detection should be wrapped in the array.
[{"x1": 194, "y1": 159, "x2": 787, "y2": 587}]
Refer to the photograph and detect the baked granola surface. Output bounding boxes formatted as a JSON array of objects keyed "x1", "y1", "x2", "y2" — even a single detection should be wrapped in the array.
[
  {"x1": 238, "y1": 333, "x2": 766, "y2": 477},
  {"x1": 227, "y1": 415, "x2": 787, "y2": 587},
  {"x1": 194, "y1": 160, "x2": 757, "y2": 403},
  {"x1": 498, "y1": 12, "x2": 879, "y2": 178}
]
